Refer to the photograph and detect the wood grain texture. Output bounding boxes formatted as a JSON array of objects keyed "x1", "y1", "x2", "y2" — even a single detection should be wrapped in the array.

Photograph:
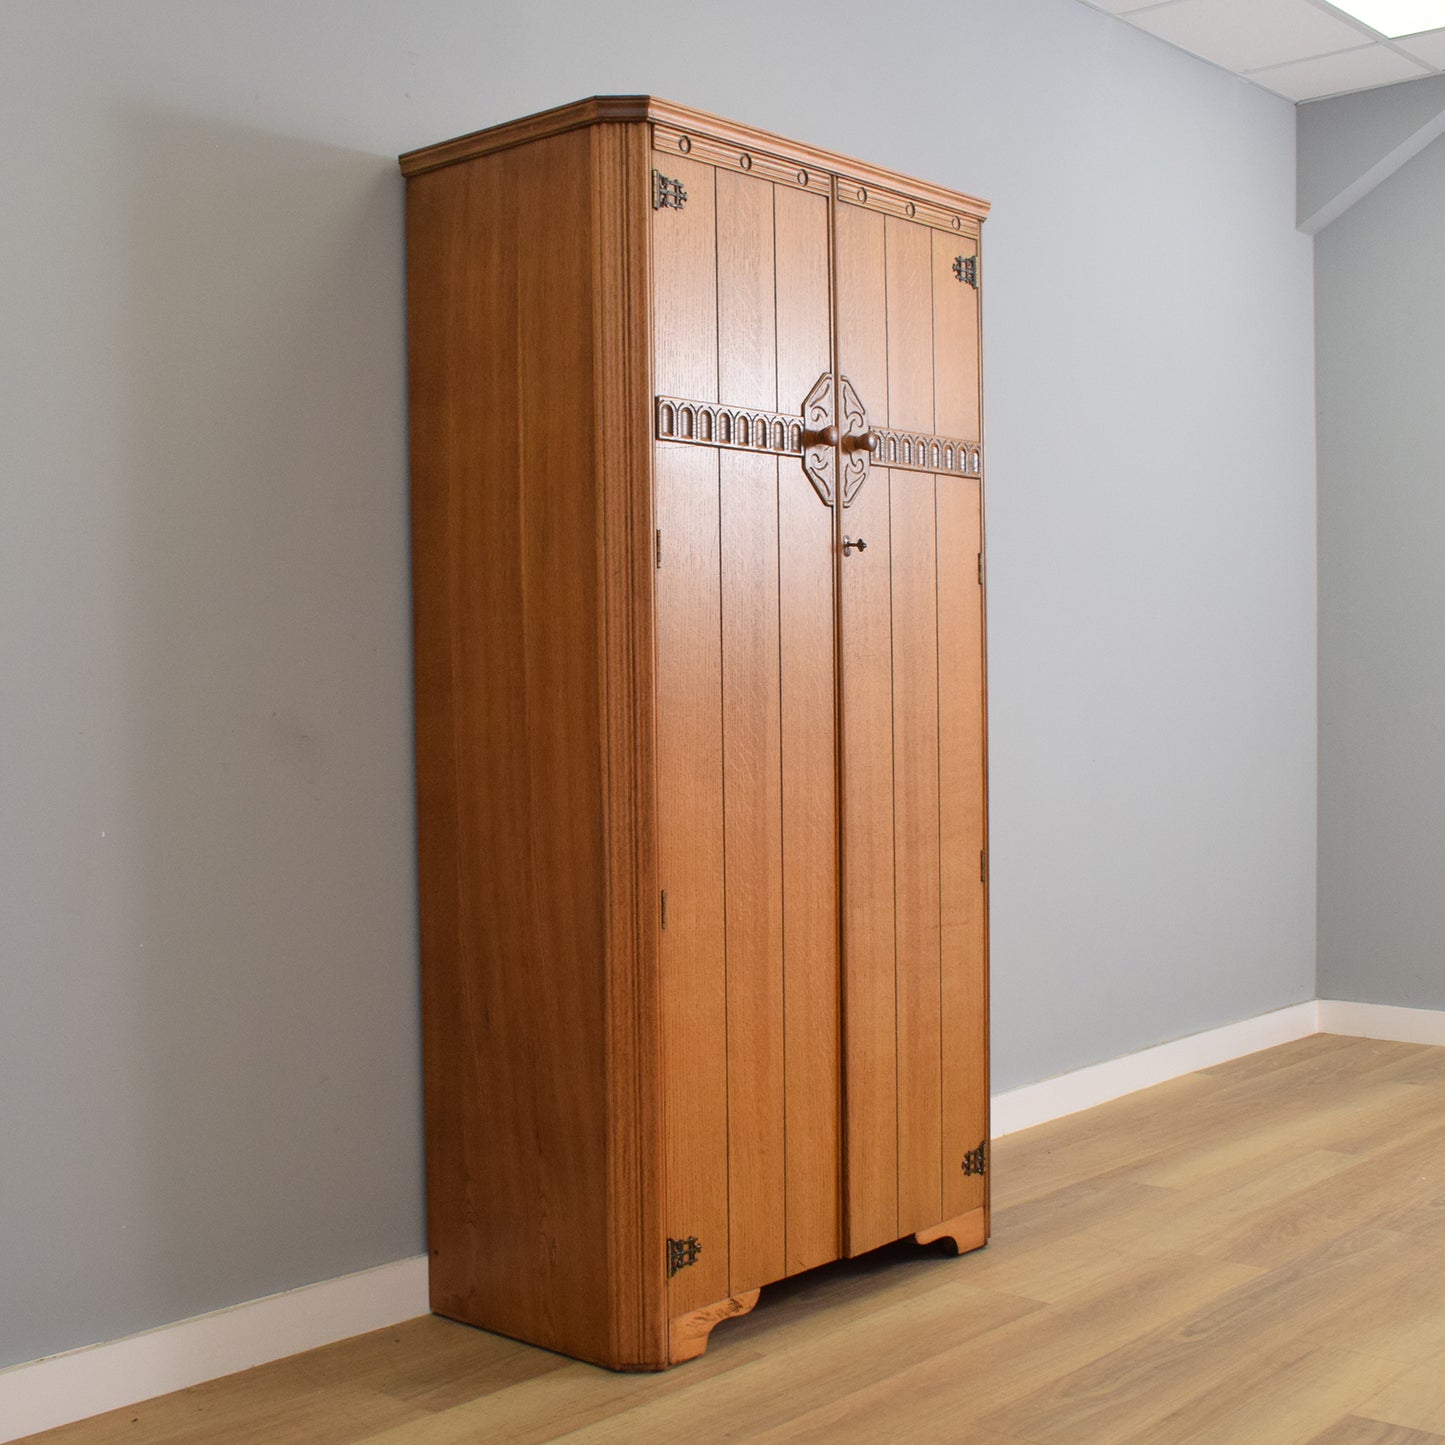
[
  {"x1": 772, "y1": 184, "x2": 831, "y2": 419},
  {"x1": 932, "y1": 230, "x2": 980, "y2": 440},
  {"x1": 833, "y1": 190, "x2": 892, "y2": 1256},
  {"x1": 838, "y1": 466, "x2": 898, "y2": 1257},
  {"x1": 720, "y1": 449, "x2": 786, "y2": 1294},
  {"x1": 915, "y1": 1205, "x2": 988, "y2": 1255},
  {"x1": 883, "y1": 215, "x2": 935, "y2": 434},
  {"x1": 36, "y1": 1038, "x2": 1445, "y2": 1445},
  {"x1": 406, "y1": 128, "x2": 619, "y2": 1366},
  {"x1": 401, "y1": 96, "x2": 992, "y2": 225},
  {"x1": 591, "y1": 120, "x2": 667, "y2": 1370},
  {"x1": 778, "y1": 461, "x2": 841, "y2": 1276},
  {"x1": 888, "y1": 469, "x2": 943, "y2": 1236},
  {"x1": 773, "y1": 181, "x2": 839, "y2": 1278},
  {"x1": 655, "y1": 442, "x2": 729, "y2": 1317},
  {"x1": 1305, "y1": 1420, "x2": 1445, "y2": 1444},
  {"x1": 652, "y1": 154, "x2": 718, "y2": 404},
  {"x1": 668, "y1": 1289, "x2": 762, "y2": 1366},
  {"x1": 715, "y1": 169, "x2": 777, "y2": 412},
  {"x1": 403, "y1": 98, "x2": 989, "y2": 1371},
  {"x1": 938, "y1": 477, "x2": 988, "y2": 1226},
  {"x1": 833, "y1": 200, "x2": 888, "y2": 449}
]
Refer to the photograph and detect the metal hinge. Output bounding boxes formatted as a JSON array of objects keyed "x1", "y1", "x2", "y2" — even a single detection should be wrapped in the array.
[
  {"x1": 667, "y1": 1236, "x2": 702, "y2": 1276},
  {"x1": 963, "y1": 1140, "x2": 988, "y2": 1177},
  {"x1": 660, "y1": 889, "x2": 667, "y2": 930},
  {"x1": 652, "y1": 169, "x2": 688, "y2": 211},
  {"x1": 977, "y1": 551, "x2": 982, "y2": 585},
  {"x1": 953, "y1": 254, "x2": 978, "y2": 288},
  {"x1": 656, "y1": 529, "x2": 662, "y2": 569},
  {"x1": 981, "y1": 849, "x2": 987, "y2": 884}
]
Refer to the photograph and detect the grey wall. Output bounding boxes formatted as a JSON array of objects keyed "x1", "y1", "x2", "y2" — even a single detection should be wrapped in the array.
[
  {"x1": 1315, "y1": 84, "x2": 1445, "y2": 1011},
  {"x1": 1297, "y1": 72, "x2": 1445, "y2": 231},
  {"x1": 0, "y1": 0, "x2": 1317, "y2": 1370}
]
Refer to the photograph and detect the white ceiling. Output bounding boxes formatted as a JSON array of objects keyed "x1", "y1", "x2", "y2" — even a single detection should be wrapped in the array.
[{"x1": 1082, "y1": 0, "x2": 1445, "y2": 101}]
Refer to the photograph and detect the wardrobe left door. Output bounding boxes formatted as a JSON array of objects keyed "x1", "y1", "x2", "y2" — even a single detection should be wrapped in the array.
[{"x1": 652, "y1": 147, "x2": 842, "y2": 1318}]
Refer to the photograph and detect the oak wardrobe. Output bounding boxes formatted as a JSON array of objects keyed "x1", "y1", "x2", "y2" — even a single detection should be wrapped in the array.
[{"x1": 400, "y1": 96, "x2": 989, "y2": 1371}]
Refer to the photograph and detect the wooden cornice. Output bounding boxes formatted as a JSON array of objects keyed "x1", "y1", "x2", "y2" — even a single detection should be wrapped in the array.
[{"x1": 398, "y1": 96, "x2": 991, "y2": 223}]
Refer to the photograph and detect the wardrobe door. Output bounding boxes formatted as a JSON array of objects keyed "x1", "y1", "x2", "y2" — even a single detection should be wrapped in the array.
[
  {"x1": 652, "y1": 153, "x2": 840, "y2": 1313},
  {"x1": 834, "y1": 194, "x2": 987, "y2": 1253}
]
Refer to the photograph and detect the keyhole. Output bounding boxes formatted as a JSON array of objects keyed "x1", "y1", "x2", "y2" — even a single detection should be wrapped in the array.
[{"x1": 843, "y1": 536, "x2": 868, "y2": 557}]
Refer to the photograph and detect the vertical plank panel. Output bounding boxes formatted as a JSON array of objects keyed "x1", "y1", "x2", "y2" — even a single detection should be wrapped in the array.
[
  {"x1": 716, "y1": 171, "x2": 777, "y2": 411},
  {"x1": 834, "y1": 202, "x2": 887, "y2": 428},
  {"x1": 939, "y1": 478, "x2": 988, "y2": 1222},
  {"x1": 884, "y1": 217, "x2": 935, "y2": 434},
  {"x1": 778, "y1": 464, "x2": 840, "y2": 1275},
  {"x1": 932, "y1": 233, "x2": 980, "y2": 440},
  {"x1": 775, "y1": 179, "x2": 839, "y2": 1275},
  {"x1": 655, "y1": 444, "x2": 730, "y2": 1314},
  {"x1": 720, "y1": 450, "x2": 786, "y2": 1293},
  {"x1": 839, "y1": 471, "x2": 898, "y2": 1255},
  {"x1": 773, "y1": 186, "x2": 831, "y2": 418},
  {"x1": 653, "y1": 157, "x2": 718, "y2": 403},
  {"x1": 836, "y1": 192, "x2": 895, "y2": 1256},
  {"x1": 890, "y1": 472, "x2": 943, "y2": 1235}
]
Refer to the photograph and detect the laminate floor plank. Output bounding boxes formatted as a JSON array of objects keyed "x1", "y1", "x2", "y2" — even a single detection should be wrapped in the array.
[
  {"x1": 19, "y1": 1036, "x2": 1445, "y2": 1445},
  {"x1": 1356, "y1": 1367, "x2": 1445, "y2": 1436},
  {"x1": 1306, "y1": 1419, "x2": 1445, "y2": 1445}
]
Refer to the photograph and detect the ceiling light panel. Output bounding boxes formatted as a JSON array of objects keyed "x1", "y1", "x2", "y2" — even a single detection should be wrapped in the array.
[{"x1": 1326, "y1": 1, "x2": 1445, "y2": 36}]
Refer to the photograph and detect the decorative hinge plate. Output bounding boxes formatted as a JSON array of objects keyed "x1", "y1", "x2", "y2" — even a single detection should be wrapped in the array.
[
  {"x1": 953, "y1": 253, "x2": 978, "y2": 288},
  {"x1": 962, "y1": 1140, "x2": 988, "y2": 1177},
  {"x1": 653, "y1": 169, "x2": 688, "y2": 211},
  {"x1": 667, "y1": 1235, "x2": 702, "y2": 1276}
]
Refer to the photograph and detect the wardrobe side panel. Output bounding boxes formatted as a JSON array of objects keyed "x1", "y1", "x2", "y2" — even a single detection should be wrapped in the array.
[
  {"x1": 592, "y1": 120, "x2": 669, "y2": 1369},
  {"x1": 406, "y1": 130, "x2": 616, "y2": 1364}
]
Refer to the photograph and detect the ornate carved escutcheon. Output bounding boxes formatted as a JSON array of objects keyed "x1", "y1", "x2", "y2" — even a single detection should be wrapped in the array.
[
  {"x1": 800, "y1": 372, "x2": 837, "y2": 506},
  {"x1": 839, "y1": 376, "x2": 874, "y2": 508}
]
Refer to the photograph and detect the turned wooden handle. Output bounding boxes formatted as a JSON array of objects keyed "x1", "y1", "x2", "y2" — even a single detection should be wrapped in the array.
[
  {"x1": 805, "y1": 424, "x2": 840, "y2": 447},
  {"x1": 844, "y1": 429, "x2": 880, "y2": 454}
]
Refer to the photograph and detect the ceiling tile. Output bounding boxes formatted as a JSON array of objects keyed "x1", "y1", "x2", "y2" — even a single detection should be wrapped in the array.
[
  {"x1": 1246, "y1": 41, "x2": 1433, "y2": 98},
  {"x1": 1394, "y1": 27, "x2": 1445, "y2": 64},
  {"x1": 1129, "y1": 0, "x2": 1374, "y2": 70},
  {"x1": 1081, "y1": 0, "x2": 1170, "y2": 12}
]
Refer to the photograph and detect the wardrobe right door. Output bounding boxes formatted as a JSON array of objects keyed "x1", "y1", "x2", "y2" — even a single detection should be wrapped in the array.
[{"x1": 834, "y1": 187, "x2": 988, "y2": 1255}]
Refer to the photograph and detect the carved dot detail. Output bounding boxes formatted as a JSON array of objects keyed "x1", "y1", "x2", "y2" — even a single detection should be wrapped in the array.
[
  {"x1": 857, "y1": 187, "x2": 868, "y2": 202},
  {"x1": 739, "y1": 152, "x2": 752, "y2": 170},
  {"x1": 905, "y1": 202, "x2": 916, "y2": 217},
  {"x1": 796, "y1": 168, "x2": 809, "y2": 186},
  {"x1": 952, "y1": 215, "x2": 962, "y2": 230},
  {"x1": 678, "y1": 135, "x2": 691, "y2": 153}
]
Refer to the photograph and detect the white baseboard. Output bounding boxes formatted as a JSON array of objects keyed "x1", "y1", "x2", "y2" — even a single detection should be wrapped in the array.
[
  {"x1": 990, "y1": 1001, "x2": 1322, "y2": 1137},
  {"x1": 0, "y1": 1255, "x2": 428, "y2": 1442},
  {"x1": 990, "y1": 999, "x2": 1445, "y2": 1140},
  {"x1": 1318, "y1": 999, "x2": 1445, "y2": 1046},
  {"x1": 8, "y1": 996, "x2": 1445, "y2": 1441}
]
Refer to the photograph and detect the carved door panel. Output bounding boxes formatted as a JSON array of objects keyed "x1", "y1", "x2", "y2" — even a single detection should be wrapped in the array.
[
  {"x1": 834, "y1": 196, "x2": 987, "y2": 1254},
  {"x1": 652, "y1": 155, "x2": 839, "y2": 1314}
]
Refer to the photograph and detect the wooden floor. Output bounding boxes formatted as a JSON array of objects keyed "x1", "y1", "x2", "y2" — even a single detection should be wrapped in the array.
[{"x1": 24, "y1": 1034, "x2": 1445, "y2": 1444}]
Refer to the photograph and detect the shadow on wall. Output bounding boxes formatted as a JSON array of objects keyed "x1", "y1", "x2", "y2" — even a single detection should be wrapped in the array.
[{"x1": 113, "y1": 106, "x2": 424, "y2": 1336}]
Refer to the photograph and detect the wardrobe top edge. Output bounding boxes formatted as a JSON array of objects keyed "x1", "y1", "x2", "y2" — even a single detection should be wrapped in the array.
[{"x1": 397, "y1": 95, "x2": 991, "y2": 221}]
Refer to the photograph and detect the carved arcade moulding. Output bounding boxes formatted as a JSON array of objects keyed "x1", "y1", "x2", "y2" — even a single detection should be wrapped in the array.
[
  {"x1": 655, "y1": 396, "x2": 806, "y2": 458},
  {"x1": 654, "y1": 379, "x2": 983, "y2": 505}
]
